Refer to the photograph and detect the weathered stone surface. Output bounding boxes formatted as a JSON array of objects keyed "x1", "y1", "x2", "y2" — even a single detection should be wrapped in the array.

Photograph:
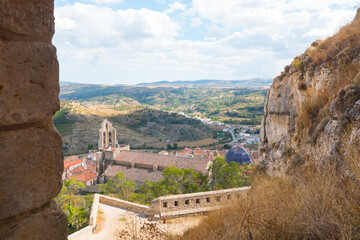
[
  {"x1": 0, "y1": 41, "x2": 60, "y2": 127},
  {"x1": 0, "y1": 125, "x2": 63, "y2": 220},
  {"x1": 0, "y1": 0, "x2": 67, "y2": 238},
  {"x1": 0, "y1": 200, "x2": 67, "y2": 240},
  {"x1": 0, "y1": 0, "x2": 54, "y2": 43},
  {"x1": 260, "y1": 10, "x2": 360, "y2": 175}
]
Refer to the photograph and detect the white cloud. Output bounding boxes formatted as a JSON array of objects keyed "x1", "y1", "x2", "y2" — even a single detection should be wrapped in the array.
[
  {"x1": 54, "y1": 1, "x2": 359, "y2": 84},
  {"x1": 83, "y1": 0, "x2": 124, "y2": 5},
  {"x1": 165, "y1": 2, "x2": 186, "y2": 14},
  {"x1": 189, "y1": 17, "x2": 202, "y2": 28},
  {"x1": 55, "y1": 3, "x2": 180, "y2": 48}
]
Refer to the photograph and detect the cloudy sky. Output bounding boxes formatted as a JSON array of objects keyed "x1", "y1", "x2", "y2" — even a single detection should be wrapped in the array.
[{"x1": 54, "y1": 0, "x2": 358, "y2": 84}]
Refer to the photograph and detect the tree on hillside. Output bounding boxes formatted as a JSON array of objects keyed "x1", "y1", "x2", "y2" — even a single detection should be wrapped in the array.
[{"x1": 209, "y1": 156, "x2": 250, "y2": 190}]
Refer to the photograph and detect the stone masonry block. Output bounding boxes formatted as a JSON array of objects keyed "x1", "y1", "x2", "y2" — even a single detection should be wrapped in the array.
[
  {"x1": 0, "y1": 0, "x2": 54, "y2": 42},
  {"x1": 0, "y1": 40, "x2": 59, "y2": 127},
  {"x1": 0, "y1": 200, "x2": 67, "y2": 240},
  {"x1": 0, "y1": 125, "x2": 63, "y2": 220}
]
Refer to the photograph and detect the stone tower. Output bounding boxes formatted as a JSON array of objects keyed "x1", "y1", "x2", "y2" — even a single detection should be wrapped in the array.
[{"x1": 98, "y1": 119, "x2": 117, "y2": 149}]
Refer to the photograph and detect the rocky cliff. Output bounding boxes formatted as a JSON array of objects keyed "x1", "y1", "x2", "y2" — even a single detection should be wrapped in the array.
[{"x1": 260, "y1": 9, "x2": 360, "y2": 176}]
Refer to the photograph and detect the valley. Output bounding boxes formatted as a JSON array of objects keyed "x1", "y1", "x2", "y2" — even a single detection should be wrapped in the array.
[{"x1": 56, "y1": 81, "x2": 267, "y2": 155}]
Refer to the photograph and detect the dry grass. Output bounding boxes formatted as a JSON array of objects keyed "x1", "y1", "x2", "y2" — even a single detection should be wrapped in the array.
[
  {"x1": 181, "y1": 148, "x2": 360, "y2": 240},
  {"x1": 309, "y1": 11, "x2": 360, "y2": 66},
  {"x1": 301, "y1": 92, "x2": 329, "y2": 132},
  {"x1": 298, "y1": 11, "x2": 360, "y2": 135}
]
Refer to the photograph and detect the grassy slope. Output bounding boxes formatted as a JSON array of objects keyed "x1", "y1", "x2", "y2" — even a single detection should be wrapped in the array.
[
  {"x1": 60, "y1": 86, "x2": 267, "y2": 124},
  {"x1": 54, "y1": 101, "x2": 221, "y2": 155}
]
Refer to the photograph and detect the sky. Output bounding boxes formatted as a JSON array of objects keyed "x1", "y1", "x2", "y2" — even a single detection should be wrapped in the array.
[{"x1": 54, "y1": 0, "x2": 359, "y2": 85}]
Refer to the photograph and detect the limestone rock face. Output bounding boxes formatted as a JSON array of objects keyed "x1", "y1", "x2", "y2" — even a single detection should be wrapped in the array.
[
  {"x1": 0, "y1": 0, "x2": 67, "y2": 239},
  {"x1": 260, "y1": 9, "x2": 360, "y2": 175}
]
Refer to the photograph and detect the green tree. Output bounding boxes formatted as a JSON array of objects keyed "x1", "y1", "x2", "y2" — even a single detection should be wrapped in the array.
[
  {"x1": 162, "y1": 166, "x2": 184, "y2": 194},
  {"x1": 55, "y1": 179, "x2": 93, "y2": 234},
  {"x1": 103, "y1": 172, "x2": 136, "y2": 200},
  {"x1": 209, "y1": 156, "x2": 249, "y2": 190},
  {"x1": 130, "y1": 180, "x2": 156, "y2": 204}
]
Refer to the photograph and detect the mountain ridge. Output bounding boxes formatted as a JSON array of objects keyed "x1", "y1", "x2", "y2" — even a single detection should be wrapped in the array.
[{"x1": 60, "y1": 78, "x2": 272, "y2": 89}]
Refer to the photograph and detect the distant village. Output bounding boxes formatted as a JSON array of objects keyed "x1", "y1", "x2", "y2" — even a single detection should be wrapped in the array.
[{"x1": 63, "y1": 119, "x2": 260, "y2": 188}]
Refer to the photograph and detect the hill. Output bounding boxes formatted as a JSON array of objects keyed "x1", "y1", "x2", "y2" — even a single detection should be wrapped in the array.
[
  {"x1": 57, "y1": 82, "x2": 267, "y2": 154},
  {"x1": 60, "y1": 84, "x2": 266, "y2": 124},
  {"x1": 54, "y1": 101, "x2": 223, "y2": 155},
  {"x1": 136, "y1": 78, "x2": 272, "y2": 88}
]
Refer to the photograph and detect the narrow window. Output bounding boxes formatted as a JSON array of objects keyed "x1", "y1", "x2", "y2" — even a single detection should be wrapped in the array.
[
  {"x1": 206, "y1": 197, "x2": 210, "y2": 203},
  {"x1": 196, "y1": 199, "x2": 200, "y2": 204},
  {"x1": 216, "y1": 196, "x2": 221, "y2": 202},
  {"x1": 163, "y1": 202, "x2": 167, "y2": 208},
  {"x1": 174, "y1": 201, "x2": 178, "y2": 207},
  {"x1": 185, "y1": 199, "x2": 189, "y2": 205}
]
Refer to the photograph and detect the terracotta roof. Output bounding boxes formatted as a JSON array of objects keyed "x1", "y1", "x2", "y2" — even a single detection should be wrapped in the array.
[
  {"x1": 64, "y1": 156, "x2": 83, "y2": 169},
  {"x1": 104, "y1": 165, "x2": 163, "y2": 183},
  {"x1": 67, "y1": 172, "x2": 97, "y2": 182},
  {"x1": 114, "y1": 151, "x2": 210, "y2": 174}
]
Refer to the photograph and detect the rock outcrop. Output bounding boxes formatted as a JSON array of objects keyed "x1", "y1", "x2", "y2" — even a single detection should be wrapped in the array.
[
  {"x1": 0, "y1": 0, "x2": 67, "y2": 239},
  {"x1": 260, "y1": 9, "x2": 360, "y2": 176}
]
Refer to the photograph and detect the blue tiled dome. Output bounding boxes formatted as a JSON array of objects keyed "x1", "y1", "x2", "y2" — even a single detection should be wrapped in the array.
[{"x1": 225, "y1": 146, "x2": 252, "y2": 165}]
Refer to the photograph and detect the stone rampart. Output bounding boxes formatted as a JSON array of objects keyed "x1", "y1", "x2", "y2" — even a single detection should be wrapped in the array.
[
  {"x1": 68, "y1": 226, "x2": 93, "y2": 240},
  {"x1": 69, "y1": 187, "x2": 250, "y2": 238},
  {"x1": 0, "y1": 1, "x2": 67, "y2": 239},
  {"x1": 99, "y1": 195, "x2": 152, "y2": 216},
  {"x1": 89, "y1": 194, "x2": 100, "y2": 227},
  {"x1": 150, "y1": 187, "x2": 250, "y2": 218}
]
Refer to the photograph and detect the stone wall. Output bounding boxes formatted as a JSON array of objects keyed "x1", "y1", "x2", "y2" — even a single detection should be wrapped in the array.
[
  {"x1": 0, "y1": 0, "x2": 67, "y2": 239},
  {"x1": 99, "y1": 195, "x2": 152, "y2": 216},
  {"x1": 150, "y1": 187, "x2": 250, "y2": 218},
  {"x1": 69, "y1": 188, "x2": 250, "y2": 238}
]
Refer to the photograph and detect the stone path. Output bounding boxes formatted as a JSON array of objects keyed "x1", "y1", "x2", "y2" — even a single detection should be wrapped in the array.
[
  {"x1": 75, "y1": 203, "x2": 202, "y2": 240},
  {"x1": 89, "y1": 203, "x2": 148, "y2": 240}
]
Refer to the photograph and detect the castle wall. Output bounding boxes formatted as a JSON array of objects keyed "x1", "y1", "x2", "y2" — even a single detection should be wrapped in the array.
[
  {"x1": 150, "y1": 187, "x2": 250, "y2": 218},
  {"x1": 0, "y1": 1, "x2": 67, "y2": 239}
]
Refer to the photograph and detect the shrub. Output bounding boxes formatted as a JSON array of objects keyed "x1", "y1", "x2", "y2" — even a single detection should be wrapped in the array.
[
  {"x1": 293, "y1": 58, "x2": 303, "y2": 70},
  {"x1": 301, "y1": 93, "x2": 329, "y2": 131},
  {"x1": 298, "y1": 82, "x2": 307, "y2": 91}
]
